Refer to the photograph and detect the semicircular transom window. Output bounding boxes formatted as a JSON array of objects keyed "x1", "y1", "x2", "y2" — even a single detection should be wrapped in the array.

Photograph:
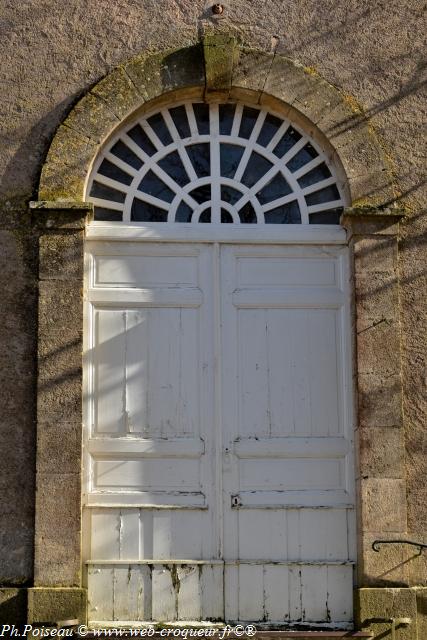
[{"x1": 87, "y1": 102, "x2": 347, "y2": 225}]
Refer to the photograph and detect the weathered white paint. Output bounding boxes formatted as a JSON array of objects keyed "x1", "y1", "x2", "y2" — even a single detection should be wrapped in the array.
[
  {"x1": 86, "y1": 223, "x2": 347, "y2": 244},
  {"x1": 83, "y1": 238, "x2": 355, "y2": 627}
]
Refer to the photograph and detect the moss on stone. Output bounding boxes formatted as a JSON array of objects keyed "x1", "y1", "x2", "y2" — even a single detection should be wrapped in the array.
[
  {"x1": 203, "y1": 34, "x2": 238, "y2": 91},
  {"x1": 63, "y1": 92, "x2": 120, "y2": 144},
  {"x1": 91, "y1": 66, "x2": 144, "y2": 121},
  {"x1": 124, "y1": 45, "x2": 205, "y2": 101},
  {"x1": 27, "y1": 588, "x2": 86, "y2": 625}
]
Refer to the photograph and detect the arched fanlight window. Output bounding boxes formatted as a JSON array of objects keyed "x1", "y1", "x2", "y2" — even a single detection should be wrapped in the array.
[{"x1": 87, "y1": 102, "x2": 347, "y2": 224}]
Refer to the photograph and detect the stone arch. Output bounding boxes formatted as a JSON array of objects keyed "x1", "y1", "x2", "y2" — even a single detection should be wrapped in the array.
[{"x1": 38, "y1": 37, "x2": 395, "y2": 208}]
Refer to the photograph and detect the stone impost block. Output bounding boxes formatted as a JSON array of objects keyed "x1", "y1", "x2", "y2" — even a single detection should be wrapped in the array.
[
  {"x1": 124, "y1": 45, "x2": 205, "y2": 102},
  {"x1": 203, "y1": 34, "x2": 238, "y2": 92},
  {"x1": 27, "y1": 588, "x2": 86, "y2": 625},
  {"x1": 356, "y1": 588, "x2": 418, "y2": 639},
  {"x1": 360, "y1": 478, "x2": 407, "y2": 533},
  {"x1": 38, "y1": 232, "x2": 84, "y2": 282},
  {"x1": 0, "y1": 588, "x2": 27, "y2": 625},
  {"x1": 357, "y1": 373, "x2": 403, "y2": 428},
  {"x1": 91, "y1": 65, "x2": 144, "y2": 121},
  {"x1": 63, "y1": 92, "x2": 120, "y2": 144},
  {"x1": 357, "y1": 425, "x2": 405, "y2": 478},
  {"x1": 38, "y1": 281, "x2": 82, "y2": 339},
  {"x1": 30, "y1": 202, "x2": 93, "y2": 230},
  {"x1": 341, "y1": 206, "x2": 406, "y2": 239},
  {"x1": 350, "y1": 218, "x2": 402, "y2": 237},
  {"x1": 37, "y1": 335, "x2": 82, "y2": 424},
  {"x1": 34, "y1": 473, "x2": 81, "y2": 587}
]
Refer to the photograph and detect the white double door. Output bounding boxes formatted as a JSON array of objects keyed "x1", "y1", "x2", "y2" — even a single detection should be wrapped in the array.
[{"x1": 84, "y1": 240, "x2": 355, "y2": 626}]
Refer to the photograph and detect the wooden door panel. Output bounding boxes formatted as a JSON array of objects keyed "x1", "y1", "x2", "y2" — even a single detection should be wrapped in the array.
[
  {"x1": 220, "y1": 244, "x2": 355, "y2": 626},
  {"x1": 85, "y1": 242, "x2": 219, "y2": 623}
]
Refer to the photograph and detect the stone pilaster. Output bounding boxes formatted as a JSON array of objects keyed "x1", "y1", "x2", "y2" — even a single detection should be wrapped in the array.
[
  {"x1": 29, "y1": 201, "x2": 92, "y2": 622},
  {"x1": 341, "y1": 206, "x2": 409, "y2": 588}
]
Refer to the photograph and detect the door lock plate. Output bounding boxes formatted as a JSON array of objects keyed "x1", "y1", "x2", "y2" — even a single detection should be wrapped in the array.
[{"x1": 231, "y1": 494, "x2": 242, "y2": 508}]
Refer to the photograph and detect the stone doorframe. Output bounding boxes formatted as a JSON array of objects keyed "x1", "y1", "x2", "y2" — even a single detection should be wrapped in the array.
[{"x1": 28, "y1": 36, "x2": 414, "y2": 633}]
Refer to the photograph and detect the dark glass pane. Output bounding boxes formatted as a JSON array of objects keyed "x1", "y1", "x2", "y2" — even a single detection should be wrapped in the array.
[
  {"x1": 111, "y1": 140, "x2": 143, "y2": 169},
  {"x1": 287, "y1": 143, "x2": 318, "y2": 172},
  {"x1": 297, "y1": 162, "x2": 332, "y2": 188},
  {"x1": 98, "y1": 159, "x2": 133, "y2": 186},
  {"x1": 138, "y1": 170, "x2": 175, "y2": 203},
  {"x1": 241, "y1": 152, "x2": 273, "y2": 188},
  {"x1": 169, "y1": 105, "x2": 191, "y2": 138},
  {"x1": 219, "y1": 104, "x2": 236, "y2": 135},
  {"x1": 305, "y1": 184, "x2": 340, "y2": 206},
  {"x1": 199, "y1": 210, "x2": 211, "y2": 223},
  {"x1": 220, "y1": 143, "x2": 244, "y2": 179},
  {"x1": 94, "y1": 207, "x2": 123, "y2": 221},
  {"x1": 127, "y1": 124, "x2": 157, "y2": 156},
  {"x1": 309, "y1": 208, "x2": 343, "y2": 224},
  {"x1": 189, "y1": 185, "x2": 211, "y2": 204},
  {"x1": 193, "y1": 103, "x2": 210, "y2": 134},
  {"x1": 158, "y1": 151, "x2": 189, "y2": 187},
  {"x1": 221, "y1": 209, "x2": 233, "y2": 223},
  {"x1": 238, "y1": 202, "x2": 257, "y2": 224},
  {"x1": 265, "y1": 200, "x2": 301, "y2": 224},
  {"x1": 239, "y1": 106, "x2": 260, "y2": 139},
  {"x1": 131, "y1": 199, "x2": 168, "y2": 222},
  {"x1": 256, "y1": 172, "x2": 292, "y2": 204},
  {"x1": 175, "y1": 202, "x2": 193, "y2": 222},
  {"x1": 221, "y1": 185, "x2": 243, "y2": 205},
  {"x1": 186, "y1": 143, "x2": 210, "y2": 177},
  {"x1": 146, "y1": 113, "x2": 173, "y2": 145},
  {"x1": 257, "y1": 114, "x2": 283, "y2": 147},
  {"x1": 273, "y1": 127, "x2": 302, "y2": 158},
  {"x1": 90, "y1": 181, "x2": 126, "y2": 203}
]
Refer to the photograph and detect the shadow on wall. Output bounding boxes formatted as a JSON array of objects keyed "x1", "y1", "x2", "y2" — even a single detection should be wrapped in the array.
[
  {"x1": 1, "y1": 88, "x2": 97, "y2": 208},
  {"x1": 0, "y1": 590, "x2": 27, "y2": 626}
]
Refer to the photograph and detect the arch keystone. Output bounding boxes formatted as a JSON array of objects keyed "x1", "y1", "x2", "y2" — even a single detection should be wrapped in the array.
[{"x1": 203, "y1": 33, "x2": 239, "y2": 94}]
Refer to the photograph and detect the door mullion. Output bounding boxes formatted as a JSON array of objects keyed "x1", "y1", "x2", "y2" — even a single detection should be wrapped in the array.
[{"x1": 219, "y1": 244, "x2": 241, "y2": 622}]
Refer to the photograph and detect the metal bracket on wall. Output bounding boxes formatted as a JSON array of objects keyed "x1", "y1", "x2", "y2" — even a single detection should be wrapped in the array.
[{"x1": 372, "y1": 539, "x2": 427, "y2": 556}]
